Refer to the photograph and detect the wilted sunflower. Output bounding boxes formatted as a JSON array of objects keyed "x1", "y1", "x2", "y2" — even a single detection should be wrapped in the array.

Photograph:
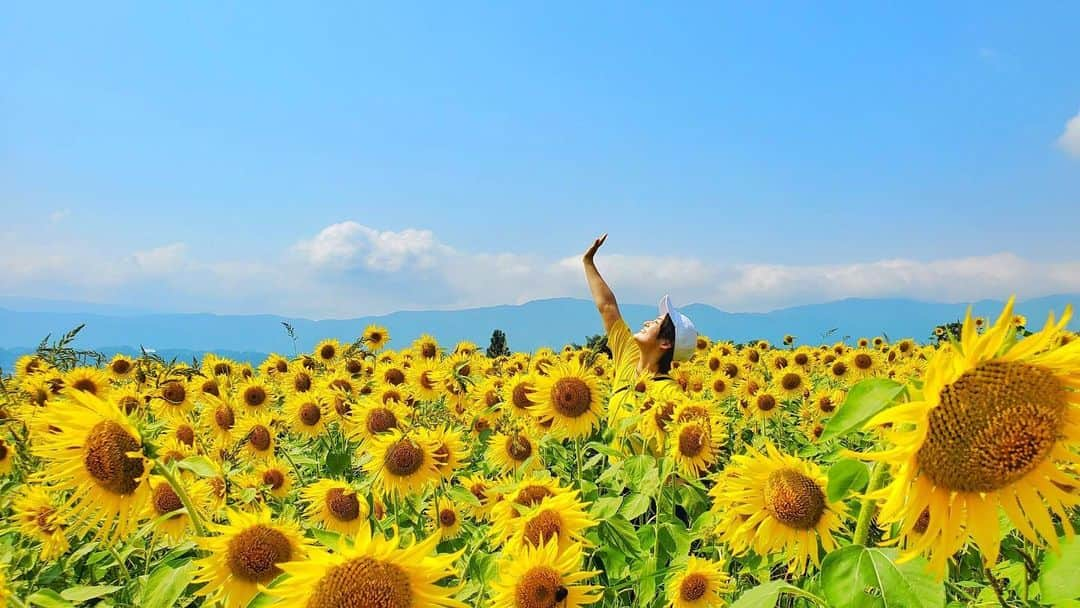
[
  {"x1": 710, "y1": 443, "x2": 845, "y2": 575},
  {"x1": 490, "y1": 539, "x2": 601, "y2": 608},
  {"x1": 364, "y1": 429, "x2": 441, "y2": 498},
  {"x1": 268, "y1": 524, "x2": 467, "y2": 608},
  {"x1": 530, "y1": 360, "x2": 602, "y2": 439},
  {"x1": 301, "y1": 479, "x2": 369, "y2": 536},
  {"x1": 666, "y1": 556, "x2": 734, "y2": 608},
  {"x1": 32, "y1": 389, "x2": 149, "y2": 544},
  {"x1": 862, "y1": 298, "x2": 1080, "y2": 575},
  {"x1": 13, "y1": 487, "x2": 69, "y2": 560},
  {"x1": 192, "y1": 507, "x2": 309, "y2": 608}
]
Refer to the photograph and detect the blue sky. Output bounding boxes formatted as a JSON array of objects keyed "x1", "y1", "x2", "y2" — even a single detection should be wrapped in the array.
[{"x1": 2, "y1": 3, "x2": 1079, "y2": 318}]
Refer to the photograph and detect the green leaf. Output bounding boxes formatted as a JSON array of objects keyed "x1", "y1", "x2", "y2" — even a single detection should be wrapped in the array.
[
  {"x1": 140, "y1": 561, "x2": 196, "y2": 607},
  {"x1": 26, "y1": 589, "x2": 74, "y2": 608},
  {"x1": 730, "y1": 580, "x2": 825, "y2": 608},
  {"x1": 61, "y1": 584, "x2": 123, "y2": 602},
  {"x1": 1040, "y1": 535, "x2": 1080, "y2": 604},
  {"x1": 599, "y1": 515, "x2": 642, "y2": 556},
  {"x1": 827, "y1": 458, "x2": 871, "y2": 502},
  {"x1": 447, "y1": 485, "x2": 481, "y2": 507},
  {"x1": 325, "y1": 451, "x2": 351, "y2": 476},
  {"x1": 820, "y1": 545, "x2": 944, "y2": 608},
  {"x1": 820, "y1": 378, "x2": 905, "y2": 442},
  {"x1": 589, "y1": 496, "x2": 623, "y2": 520},
  {"x1": 619, "y1": 493, "x2": 651, "y2": 520},
  {"x1": 176, "y1": 455, "x2": 218, "y2": 477}
]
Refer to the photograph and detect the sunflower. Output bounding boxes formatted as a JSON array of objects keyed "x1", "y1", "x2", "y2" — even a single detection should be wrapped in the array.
[
  {"x1": 707, "y1": 372, "x2": 733, "y2": 400},
  {"x1": 200, "y1": 395, "x2": 238, "y2": 447},
  {"x1": 666, "y1": 556, "x2": 734, "y2": 608},
  {"x1": 145, "y1": 475, "x2": 207, "y2": 543},
  {"x1": 12, "y1": 487, "x2": 69, "y2": 560},
  {"x1": 261, "y1": 353, "x2": 291, "y2": 377},
  {"x1": 110, "y1": 385, "x2": 144, "y2": 417},
  {"x1": 502, "y1": 373, "x2": 538, "y2": 419},
  {"x1": 162, "y1": 416, "x2": 199, "y2": 452},
  {"x1": 349, "y1": 398, "x2": 408, "y2": 444},
  {"x1": 748, "y1": 387, "x2": 784, "y2": 422},
  {"x1": 364, "y1": 429, "x2": 442, "y2": 498},
  {"x1": 487, "y1": 430, "x2": 542, "y2": 474},
  {"x1": 301, "y1": 479, "x2": 369, "y2": 537},
  {"x1": 491, "y1": 539, "x2": 601, "y2": 608},
  {"x1": 774, "y1": 369, "x2": 810, "y2": 400},
  {"x1": 501, "y1": 491, "x2": 596, "y2": 554},
  {"x1": 192, "y1": 507, "x2": 309, "y2": 608},
  {"x1": 64, "y1": 366, "x2": 110, "y2": 398},
  {"x1": 408, "y1": 359, "x2": 444, "y2": 402},
  {"x1": 847, "y1": 349, "x2": 883, "y2": 380},
  {"x1": 285, "y1": 367, "x2": 316, "y2": 396},
  {"x1": 419, "y1": 425, "x2": 469, "y2": 482},
  {"x1": 235, "y1": 410, "x2": 278, "y2": 462},
  {"x1": 14, "y1": 354, "x2": 48, "y2": 379},
  {"x1": 810, "y1": 388, "x2": 843, "y2": 416},
  {"x1": 861, "y1": 298, "x2": 1080, "y2": 576},
  {"x1": 413, "y1": 333, "x2": 442, "y2": 360},
  {"x1": 670, "y1": 419, "x2": 717, "y2": 478},
  {"x1": 380, "y1": 360, "x2": 409, "y2": 387},
  {"x1": 0, "y1": 438, "x2": 13, "y2": 475},
  {"x1": 454, "y1": 340, "x2": 478, "y2": 356},
  {"x1": 530, "y1": 360, "x2": 602, "y2": 440},
  {"x1": 154, "y1": 378, "x2": 195, "y2": 419},
  {"x1": 734, "y1": 373, "x2": 765, "y2": 403},
  {"x1": 251, "y1": 457, "x2": 294, "y2": 499},
  {"x1": 314, "y1": 338, "x2": 342, "y2": 366},
  {"x1": 271, "y1": 523, "x2": 466, "y2": 607},
  {"x1": 203, "y1": 353, "x2": 237, "y2": 380},
  {"x1": 458, "y1": 473, "x2": 499, "y2": 521},
  {"x1": 234, "y1": 377, "x2": 275, "y2": 412},
  {"x1": 710, "y1": 443, "x2": 846, "y2": 575},
  {"x1": 105, "y1": 354, "x2": 136, "y2": 380},
  {"x1": 32, "y1": 389, "x2": 150, "y2": 544},
  {"x1": 361, "y1": 324, "x2": 391, "y2": 351},
  {"x1": 427, "y1": 496, "x2": 464, "y2": 541},
  {"x1": 285, "y1": 393, "x2": 328, "y2": 439}
]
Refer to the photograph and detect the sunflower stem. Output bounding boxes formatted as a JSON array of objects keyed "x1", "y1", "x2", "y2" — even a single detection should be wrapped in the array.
[
  {"x1": 107, "y1": 545, "x2": 132, "y2": 581},
  {"x1": 853, "y1": 461, "x2": 888, "y2": 547},
  {"x1": 152, "y1": 459, "x2": 209, "y2": 537}
]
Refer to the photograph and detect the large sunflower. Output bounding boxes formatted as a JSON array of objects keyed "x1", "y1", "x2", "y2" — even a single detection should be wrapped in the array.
[
  {"x1": 192, "y1": 507, "x2": 309, "y2": 608},
  {"x1": 862, "y1": 298, "x2": 1080, "y2": 575},
  {"x1": 710, "y1": 443, "x2": 846, "y2": 575},
  {"x1": 32, "y1": 389, "x2": 150, "y2": 545},
  {"x1": 267, "y1": 524, "x2": 466, "y2": 607},
  {"x1": 530, "y1": 360, "x2": 603, "y2": 440},
  {"x1": 363, "y1": 429, "x2": 442, "y2": 499},
  {"x1": 666, "y1": 556, "x2": 733, "y2": 608},
  {"x1": 301, "y1": 478, "x2": 369, "y2": 537},
  {"x1": 500, "y1": 491, "x2": 596, "y2": 554},
  {"x1": 490, "y1": 539, "x2": 601, "y2": 608}
]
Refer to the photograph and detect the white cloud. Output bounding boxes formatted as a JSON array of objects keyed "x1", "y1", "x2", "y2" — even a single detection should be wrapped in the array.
[
  {"x1": 49, "y1": 209, "x2": 70, "y2": 223},
  {"x1": 3, "y1": 220, "x2": 1080, "y2": 318},
  {"x1": 1058, "y1": 109, "x2": 1080, "y2": 158}
]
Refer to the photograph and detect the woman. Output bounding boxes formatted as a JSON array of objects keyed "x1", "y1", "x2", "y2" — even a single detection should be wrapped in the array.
[{"x1": 582, "y1": 233, "x2": 698, "y2": 428}]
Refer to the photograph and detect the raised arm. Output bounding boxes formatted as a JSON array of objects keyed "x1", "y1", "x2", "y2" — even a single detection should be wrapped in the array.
[{"x1": 582, "y1": 233, "x2": 623, "y2": 333}]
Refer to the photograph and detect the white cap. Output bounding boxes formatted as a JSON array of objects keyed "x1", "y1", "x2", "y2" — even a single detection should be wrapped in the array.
[{"x1": 659, "y1": 295, "x2": 698, "y2": 362}]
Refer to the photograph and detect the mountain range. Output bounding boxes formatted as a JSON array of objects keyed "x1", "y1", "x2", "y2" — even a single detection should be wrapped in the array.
[{"x1": 1, "y1": 294, "x2": 1078, "y2": 371}]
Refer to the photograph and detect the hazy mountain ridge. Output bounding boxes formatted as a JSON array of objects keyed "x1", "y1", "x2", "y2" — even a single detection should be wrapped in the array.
[{"x1": 1, "y1": 295, "x2": 1077, "y2": 372}]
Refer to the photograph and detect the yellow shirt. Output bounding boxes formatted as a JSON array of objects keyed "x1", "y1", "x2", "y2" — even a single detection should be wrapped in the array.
[{"x1": 605, "y1": 318, "x2": 678, "y2": 429}]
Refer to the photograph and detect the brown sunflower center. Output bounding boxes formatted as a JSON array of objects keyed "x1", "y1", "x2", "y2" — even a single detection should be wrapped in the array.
[
  {"x1": 755, "y1": 394, "x2": 777, "y2": 412},
  {"x1": 118, "y1": 395, "x2": 140, "y2": 415},
  {"x1": 293, "y1": 372, "x2": 313, "y2": 392},
  {"x1": 794, "y1": 353, "x2": 810, "y2": 366},
  {"x1": 262, "y1": 468, "x2": 285, "y2": 490},
  {"x1": 506, "y1": 434, "x2": 533, "y2": 462},
  {"x1": 516, "y1": 566, "x2": 563, "y2": 608},
  {"x1": 71, "y1": 378, "x2": 99, "y2": 394},
  {"x1": 326, "y1": 488, "x2": 361, "y2": 521},
  {"x1": 299, "y1": 403, "x2": 322, "y2": 426},
  {"x1": 320, "y1": 344, "x2": 337, "y2": 360},
  {"x1": 249, "y1": 425, "x2": 272, "y2": 451},
  {"x1": 680, "y1": 572, "x2": 709, "y2": 601},
  {"x1": 214, "y1": 405, "x2": 236, "y2": 431},
  {"x1": 366, "y1": 408, "x2": 398, "y2": 435},
  {"x1": 516, "y1": 486, "x2": 554, "y2": 508},
  {"x1": 0, "y1": 440, "x2": 7, "y2": 460},
  {"x1": 306, "y1": 557, "x2": 412, "y2": 608},
  {"x1": 723, "y1": 363, "x2": 739, "y2": 379},
  {"x1": 176, "y1": 424, "x2": 195, "y2": 447},
  {"x1": 678, "y1": 424, "x2": 707, "y2": 457},
  {"x1": 913, "y1": 507, "x2": 931, "y2": 534},
  {"x1": 831, "y1": 362, "x2": 848, "y2": 377},
  {"x1": 244, "y1": 386, "x2": 268, "y2": 407},
  {"x1": 780, "y1": 373, "x2": 802, "y2": 391},
  {"x1": 512, "y1": 383, "x2": 535, "y2": 410},
  {"x1": 226, "y1": 524, "x2": 293, "y2": 583},
  {"x1": 161, "y1": 381, "x2": 186, "y2": 405},
  {"x1": 275, "y1": 360, "x2": 289, "y2": 373},
  {"x1": 384, "y1": 368, "x2": 405, "y2": 385},
  {"x1": 111, "y1": 359, "x2": 132, "y2": 374},
  {"x1": 916, "y1": 361, "x2": 1066, "y2": 493},
  {"x1": 421, "y1": 344, "x2": 437, "y2": 358},
  {"x1": 551, "y1": 378, "x2": 591, "y2": 418},
  {"x1": 854, "y1": 353, "x2": 873, "y2": 370},
  {"x1": 522, "y1": 509, "x2": 561, "y2": 547},
  {"x1": 83, "y1": 420, "x2": 145, "y2": 495},
  {"x1": 213, "y1": 362, "x2": 232, "y2": 376},
  {"x1": 439, "y1": 508, "x2": 457, "y2": 527},
  {"x1": 384, "y1": 439, "x2": 424, "y2": 476},
  {"x1": 35, "y1": 507, "x2": 57, "y2": 533},
  {"x1": 653, "y1": 402, "x2": 675, "y2": 432},
  {"x1": 764, "y1": 468, "x2": 826, "y2": 530},
  {"x1": 202, "y1": 379, "x2": 221, "y2": 397},
  {"x1": 152, "y1": 483, "x2": 184, "y2": 517}
]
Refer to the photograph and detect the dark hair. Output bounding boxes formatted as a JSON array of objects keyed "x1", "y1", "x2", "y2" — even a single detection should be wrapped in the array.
[{"x1": 657, "y1": 313, "x2": 676, "y2": 375}]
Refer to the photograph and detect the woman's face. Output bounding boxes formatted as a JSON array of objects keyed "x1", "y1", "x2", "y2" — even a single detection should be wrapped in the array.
[{"x1": 634, "y1": 314, "x2": 666, "y2": 345}]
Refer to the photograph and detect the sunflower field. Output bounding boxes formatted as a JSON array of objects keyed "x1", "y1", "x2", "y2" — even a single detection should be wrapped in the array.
[{"x1": 1, "y1": 299, "x2": 1079, "y2": 608}]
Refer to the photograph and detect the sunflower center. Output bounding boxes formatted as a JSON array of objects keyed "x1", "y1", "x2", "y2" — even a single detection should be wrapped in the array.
[
  {"x1": 817, "y1": 396, "x2": 835, "y2": 413},
  {"x1": 226, "y1": 524, "x2": 292, "y2": 583},
  {"x1": 306, "y1": 557, "x2": 412, "y2": 608},
  {"x1": 916, "y1": 361, "x2": 1066, "y2": 493},
  {"x1": 469, "y1": 483, "x2": 488, "y2": 502},
  {"x1": 831, "y1": 362, "x2": 848, "y2": 377},
  {"x1": 678, "y1": 424, "x2": 707, "y2": 457},
  {"x1": 202, "y1": 379, "x2": 221, "y2": 396},
  {"x1": 276, "y1": 360, "x2": 289, "y2": 373},
  {"x1": 512, "y1": 383, "x2": 535, "y2": 410},
  {"x1": 176, "y1": 424, "x2": 195, "y2": 447},
  {"x1": 214, "y1": 405, "x2": 236, "y2": 431},
  {"x1": 680, "y1": 572, "x2": 709, "y2": 601},
  {"x1": 522, "y1": 510, "x2": 561, "y2": 547},
  {"x1": 262, "y1": 469, "x2": 285, "y2": 490},
  {"x1": 421, "y1": 344, "x2": 437, "y2": 358},
  {"x1": 755, "y1": 394, "x2": 777, "y2": 412},
  {"x1": 854, "y1": 354, "x2": 873, "y2": 370},
  {"x1": 35, "y1": 507, "x2": 57, "y2": 533},
  {"x1": 507, "y1": 434, "x2": 533, "y2": 462},
  {"x1": 0, "y1": 440, "x2": 7, "y2": 460},
  {"x1": 384, "y1": 439, "x2": 424, "y2": 476},
  {"x1": 71, "y1": 378, "x2": 98, "y2": 394},
  {"x1": 367, "y1": 408, "x2": 398, "y2": 434},
  {"x1": 83, "y1": 421, "x2": 145, "y2": 495},
  {"x1": 384, "y1": 369, "x2": 405, "y2": 385},
  {"x1": 326, "y1": 488, "x2": 361, "y2": 521},
  {"x1": 299, "y1": 403, "x2": 322, "y2": 426},
  {"x1": 712, "y1": 378, "x2": 727, "y2": 394},
  {"x1": 516, "y1": 486, "x2": 554, "y2": 508},
  {"x1": 244, "y1": 386, "x2": 268, "y2": 407},
  {"x1": 439, "y1": 508, "x2": 457, "y2": 527},
  {"x1": 214, "y1": 362, "x2": 232, "y2": 376},
  {"x1": 764, "y1": 468, "x2": 826, "y2": 530},
  {"x1": 516, "y1": 566, "x2": 563, "y2": 608},
  {"x1": 293, "y1": 372, "x2": 313, "y2": 392},
  {"x1": 780, "y1": 373, "x2": 802, "y2": 391},
  {"x1": 152, "y1": 483, "x2": 184, "y2": 517},
  {"x1": 913, "y1": 507, "x2": 931, "y2": 534},
  {"x1": 111, "y1": 359, "x2": 132, "y2": 374},
  {"x1": 118, "y1": 395, "x2": 140, "y2": 414},
  {"x1": 794, "y1": 353, "x2": 810, "y2": 366},
  {"x1": 320, "y1": 344, "x2": 336, "y2": 360},
  {"x1": 249, "y1": 425, "x2": 272, "y2": 451},
  {"x1": 161, "y1": 381, "x2": 186, "y2": 405},
  {"x1": 653, "y1": 402, "x2": 675, "y2": 432},
  {"x1": 346, "y1": 359, "x2": 363, "y2": 374},
  {"x1": 551, "y1": 378, "x2": 591, "y2": 418}
]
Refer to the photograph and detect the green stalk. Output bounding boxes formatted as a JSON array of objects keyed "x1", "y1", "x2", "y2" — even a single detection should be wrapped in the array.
[
  {"x1": 853, "y1": 461, "x2": 888, "y2": 547},
  {"x1": 153, "y1": 459, "x2": 209, "y2": 537},
  {"x1": 108, "y1": 545, "x2": 132, "y2": 581}
]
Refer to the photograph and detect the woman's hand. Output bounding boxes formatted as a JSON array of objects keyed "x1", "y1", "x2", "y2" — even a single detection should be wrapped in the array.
[{"x1": 583, "y1": 233, "x2": 608, "y2": 264}]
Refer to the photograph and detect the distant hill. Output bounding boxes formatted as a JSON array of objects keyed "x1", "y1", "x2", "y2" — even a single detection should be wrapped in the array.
[{"x1": 1, "y1": 295, "x2": 1078, "y2": 372}]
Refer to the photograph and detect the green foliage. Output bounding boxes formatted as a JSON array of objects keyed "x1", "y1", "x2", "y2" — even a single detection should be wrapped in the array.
[{"x1": 485, "y1": 329, "x2": 511, "y2": 358}]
